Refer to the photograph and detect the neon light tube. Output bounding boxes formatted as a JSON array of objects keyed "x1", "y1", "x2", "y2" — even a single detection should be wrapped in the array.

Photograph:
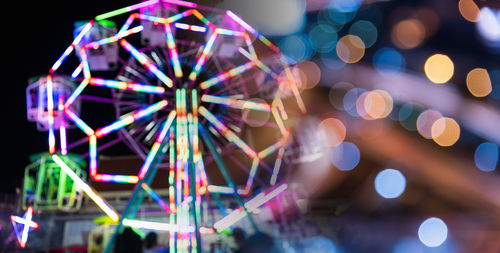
[
  {"x1": 200, "y1": 61, "x2": 256, "y2": 89},
  {"x1": 165, "y1": 9, "x2": 194, "y2": 23},
  {"x1": 10, "y1": 216, "x2": 38, "y2": 228},
  {"x1": 214, "y1": 28, "x2": 245, "y2": 37},
  {"x1": 60, "y1": 125, "x2": 67, "y2": 155},
  {"x1": 189, "y1": 33, "x2": 218, "y2": 81},
  {"x1": 89, "y1": 77, "x2": 165, "y2": 94},
  {"x1": 95, "y1": 100, "x2": 168, "y2": 138},
  {"x1": 270, "y1": 147, "x2": 285, "y2": 186},
  {"x1": 161, "y1": 0, "x2": 198, "y2": 8},
  {"x1": 141, "y1": 183, "x2": 171, "y2": 213},
  {"x1": 95, "y1": 0, "x2": 160, "y2": 20},
  {"x1": 71, "y1": 62, "x2": 84, "y2": 78},
  {"x1": 258, "y1": 137, "x2": 287, "y2": 159},
  {"x1": 207, "y1": 185, "x2": 235, "y2": 194},
  {"x1": 174, "y1": 22, "x2": 207, "y2": 32},
  {"x1": 226, "y1": 10, "x2": 257, "y2": 35},
  {"x1": 122, "y1": 219, "x2": 195, "y2": 233},
  {"x1": 94, "y1": 174, "x2": 139, "y2": 184},
  {"x1": 120, "y1": 39, "x2": 173, "y2": 88},
  {"x1": 46, "y1": 75, "x2": 55, "y2": 154},
  {"x1": 138, "y1": 110, "x2": 176, "y2": 179},
  {"x1": 164, "y1": 24, "x2": 183, "y2": 78},
  {"x1": 64, "y1": 109, "x2": 94, "y2": 136},
  {"x1": 85, "y1": 26, "x2": 144, "y2": 49},
  {"x1": 50, "y1": 21, "x2": 94, "y2": 73},
  {"x1": 201, "y1": 94, "x2": 270, "y2": 112},
  {"x1": 89, "y1": 135, "x2": 97, "y2": 177},
  {"x1": 214, "y1": 184, "x2": 288, "y2": 231},
  {"x1": 65, "y1": 78, "x2": 89, "y2": 109},
  {"x1": 199, "y1": 106, "x2": 257, "y2": 158},
  {"x1": 243, "y1": 158, "x2": 260, "y2": 193},
  {"x1": 191, "y1": 9, "x2": 216, "y2": 30},
  {"x1": 10, "y1": 207, "x2": 39, "y2": 248},
  {"x1": 52, "y1": 155, "x2": 119, "y2": 221}
]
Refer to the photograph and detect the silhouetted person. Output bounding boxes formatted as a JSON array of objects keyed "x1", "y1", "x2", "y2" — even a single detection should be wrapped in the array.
[
  {"x1": 232, "y1": 227, "x2": 246, "y2": 253},
  {"x1": 241, "y1": 232, "x2": 275, "y2": 253},
  {"x1": 115, "y1": 227, "x2": 143, "y2": 253},
  {"x1": 143, "y1": 232, "x2": 158, "y2": 253}
]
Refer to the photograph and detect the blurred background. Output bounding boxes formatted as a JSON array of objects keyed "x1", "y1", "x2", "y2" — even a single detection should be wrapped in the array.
[{"x1": 2, "y1": 0, "x2": 500, "y2": 252}]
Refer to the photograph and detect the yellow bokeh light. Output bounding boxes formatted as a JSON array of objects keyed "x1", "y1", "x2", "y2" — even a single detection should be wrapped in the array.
[
  {"x1": 296, "y1": 61, "x2": 321, "y2": 90},
  {"x1": 357, "y1": 90, "x2": 394, "y2": 120},
  {"x1": 336, "y1": 35, "x2": 365, "y2": 64},
  {"x1": 391, "y1": 19, "x2": 426, "y2": 49},
  {"x1": 431, "y1": 117, "x2": 460, "y2": 147},
  {"x1": 458, "y1": 0, "x2": 480, "y2": 22},
  {"x1": 466, "y1": 68, "x2": 492, "y2": 97},
  {"x1": 424, "y1": 54, "x2": 454, "y2": 84},
  {"x1": 317, "y1": 118, "x2": 346, "y2": 147}
]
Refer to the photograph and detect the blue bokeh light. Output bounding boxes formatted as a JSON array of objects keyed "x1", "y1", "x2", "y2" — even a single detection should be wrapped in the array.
[
  {"x1": 331, "y1": 142, "x2": 361, "y2": 171},
  {"x1": 375, "y1": 169, "x2": 406, "y2": 199},
  {"x1": 373, "y1": 47, "x2": 406, "y2": 77},
  {"x1": 474, "y1": 142, "x2": 499, "y2": 172},
  {"x1": 418, "y1": 217, "x2": 448, "y2": 247},
  {"x1": 278, "y1": 33, "x2": 315, "y2": 63},
  {"x1": 349, "y1": 20, "x2": 378, "y2": 48}
]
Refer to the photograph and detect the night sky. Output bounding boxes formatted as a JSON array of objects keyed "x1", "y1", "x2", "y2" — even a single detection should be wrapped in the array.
[{"x1": 2, "y1": 0, "x2": 497, "y2": 193}]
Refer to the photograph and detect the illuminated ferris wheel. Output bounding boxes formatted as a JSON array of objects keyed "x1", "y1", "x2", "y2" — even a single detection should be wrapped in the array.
[{"x1": 26, "y1": 0, "x2": 305, "y2": 251}]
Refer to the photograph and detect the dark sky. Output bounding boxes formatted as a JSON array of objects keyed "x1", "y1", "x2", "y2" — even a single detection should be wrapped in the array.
[
  {"x1": 1, "y1": 1, "x2": 139, "y2": 193},
  {"x1": 2, "y1": 0, "x2": 498, "y2": 193}
]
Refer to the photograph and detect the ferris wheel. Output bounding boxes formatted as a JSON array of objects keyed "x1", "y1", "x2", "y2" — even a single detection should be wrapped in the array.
[{"x1": 26, "y1": 0, "x2": 306, "y2": 251}]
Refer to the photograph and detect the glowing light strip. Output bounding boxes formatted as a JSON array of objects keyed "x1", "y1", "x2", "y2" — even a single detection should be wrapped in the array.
[
  {"x1": 271, "y1": 101, "x2": 288, "y2": 136},
  {"x1": 201, "y1": 94, "x2": 270, "y2": 112},
  {"x1": 188, "y1": 33, "x2": 218, "y2": 81},
  {"x1": 71, "y1": 62, "x2": 84, "y2": 78},
  {"x1": 226, "y1": 10, "x2": 256, "y2": 35},
  {"x1": 161, "y1": 0, "x2": 198, "y2": 8},
  {"x1": 137, "y1": 13, "x2": 170, "y2": 24},
  {"x1": 214, "y1": 184, "x2": 288, "y2": 231},
  {"x1": 198, "y1": 106, "x2": 257, "y2": 158},
  {"x1": 138, "y1": 110, "x2": 177, "y2": 179},
  {"x1": 214, "y1": 28, "x2": 245, "y2": 37},
  {"x1": 95, "y1": 0, "x2": 159, "y2": 20},
  {"x1": 95, "y1": 100, "x2": 168, "y2": 138},
  {"x1": 94, "y1": 174, "x2": 139, "y2": 184},
  {"x1": 89, "y1": 135, "x2": 97, "y2": 177},
  {"x1": 84, "y1": 26, "x2": 144, "y2": 48},
  {"x1": 122, "y1": 219, "x2": 195, "y2": 233},
  {"x1": 200, "y1": 61, "x2": 256, "y2": 89},
  {"x1": 50, "y1": 21, "x2": 94, "y2": 73},
  {"x1": 10, "y1": 216, "x2": 38, "y2": 228},
  {"x1": 164, "y1": 24, "x2": 183, "y2": 78},
  {"x1": 238, "y1": 47, "x2": 272, "y2": 74},
  {"x1": 282, "y1": 60, "x2": 307, "y2": 114},
  {"x1": 141, "y1": 183, "x2": 171, "y2": 213},
  {"x1": 64, "y1": 109, "x2": 94, "y2": 136},
  {"x1": 165, "y1": 9, "x2": 194, "y2": 23},
  {"x1": 258, "y1": 137, "x2": 287, "y2": 159},
  {"x1": 46, "y1": 75, "x2": 55, "y2": 154},
  {"x1": 79, "y1": 48, "x2": 91, "y2": 79},
  {"x1": 207, "y1": 185, "x2": 235, "y2": 194},
  {"x1": 65, "y1": 78, "x2": 89, "y2": 109},
  {"x1": 270, "y1": 147, "x2": 285, "y2": 186},
  {"x1": 174, "y1": 22, "x2": 207, "y2": 32},
  {"x1": 89, "y1": 77, "x2": 164, "y2": 94},
  {"x1": 120, "y1": 39, "x2": 173, "y2": 88},
  {"x1": 10, "y1": 207, "x2": 38, "y2": 248},
  {"x1": 119, "y1": 13, "x2": 139, "y2": 32},
  {"x1": 242, "y1": 158, "x2": 260, "y2": 194},
  {"x1": 52, "y1": 155, "x2": 119, "y2": 221},
  {"x1": 191, "y1": 9, "x2": 216, "y2": 30}
]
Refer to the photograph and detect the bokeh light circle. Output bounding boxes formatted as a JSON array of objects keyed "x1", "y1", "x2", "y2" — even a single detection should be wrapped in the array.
[
  {"x1": 391, "y1": 19, "x2": 425, "y2": 49},
  {"x1": 296, "y1": 61, "x2": 322, "y2": 90},
  {"x1": 373, "y1": 47, "x2": 406, "y2": 77},
  {"x1": 424, "y1": 54, "x2": 454, "y2": 84},
  {"x1": 466, "y1": 68, "x2": 492, "y2": 97},
  {"x1": 375, "y1": 169, "x2": 406, "y2": 199},
  {"x1": 317, "y1": 118, "x2": 346, "y2": 147},
  {"x1": 431, "y1": 117, "x2": 460, "y2": 147},
  {"x1": 331, "y1": 142, "x2": 361, "y2": 171},
  {"x1": 418, "y1": 217, "x2": 448, "y2": 247},
  {"x1": 474, "y1": 142, "x2": 499, "y2": 172},
  {"x1": 417, "y1": 109, "x2": 443, "y2": 139},
  {"x1": 336, "y1": 35, "x2": 365, "y2": 63},
  {"x1": 309, "y1": 23, "x2": 338, "y2": 53},
  {"x1": 279, "y1": 34, "x2": 315, "y2": 62},
  {"x1": 349, "y1": 20, "x2": 378, "y2": 48},
  {"x1": 458, "y1": 0, "x2": 480, "y2": 23}
]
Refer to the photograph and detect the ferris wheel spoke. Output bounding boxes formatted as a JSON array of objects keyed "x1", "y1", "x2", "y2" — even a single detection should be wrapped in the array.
[
  {"x1": 201, "y1": 94, "x2": 270, "y2": 112},
  {"x1": 200, "y1": 61, "x2": 256, "y2": 90},
  {"x1": 198, "y1": 106, "x2": 257, "y2": 159}
]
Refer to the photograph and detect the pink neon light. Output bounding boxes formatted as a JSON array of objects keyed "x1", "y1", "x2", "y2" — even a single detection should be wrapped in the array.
[
  {"x1": 161, "y1": 0, "x2": 198, "y2": 8},
  {"x1": 46, "y1": 75, "x2": 55, "y2": 154},
  {"x1": 94, "y1": 174, "x2": 139, "y2": 183},
  {"x1": 50, "y1": 21, "x2": 94, "y2": 73}
]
